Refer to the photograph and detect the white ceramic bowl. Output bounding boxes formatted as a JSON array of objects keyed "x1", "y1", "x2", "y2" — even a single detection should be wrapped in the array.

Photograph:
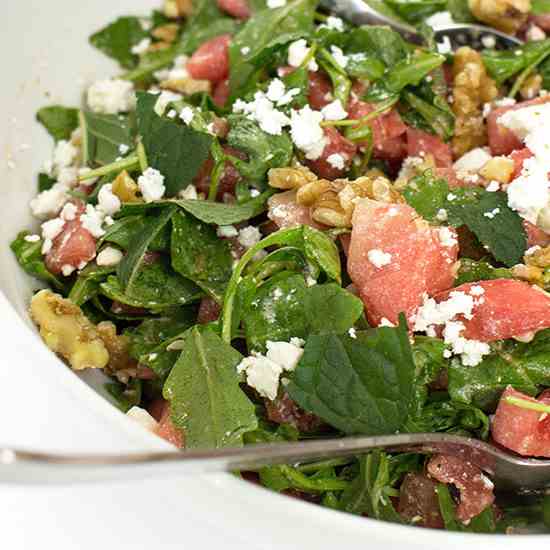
[{"x1": 0, "y1": 2, "x2": 542, "y2": 548}]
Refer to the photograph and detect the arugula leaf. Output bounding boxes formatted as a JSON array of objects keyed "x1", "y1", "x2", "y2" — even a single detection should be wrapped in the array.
[
  {"x1": 228, "y1": 0, "x2": 317, "y2": 96},
  {"x1": 10, "y1": 232, "x2": 64, "y2": 290},
  {"x1": 89, "y1": 16, "x2": 148, "y2": 69},
  {"x1": 101, "y1": 215, "x2": 170, "y2": 251},
  {"x1": 171, "y1": 211, "x2": 233, "y2": 302},
  {"x1": 68, "y1": 263, "x2": 116, "y2": 306},
  {"x1": 448, "y1": 329, "x2": 550, "y2": 410},
  {"x1": 455, "y1": 258, "x2": 512, "y2": 286},
  {"x1": 382, "y1": 0, "x2": 447, "y2": 23},
  {"x1": 402, "y1": 90, "x2": 454, "y2": 141},
  {"x1": 226, "y1": 116, "x2": 293, "y2": 186},
  {"x1": 80, "y1": 110, "x2": 136, "y2": 167},
  {"x1": 385, "y1": 52, "x2": 446, "y2": 94},
  {"x1": 178, "y1": 0, "x2": 239, "y2": 55},
  {"x1": 117, "y1": 205, "x2": 176, "y2": 290},
  {"x1": 446, "y1": 190, "x2": 527, "y2": 267},
  {"x1": 163, "y1": 327, "x2": 258, "y2": 448},
  {"x1": 103, "y1": 258, "x2": 201, "y2": 311},
  {"x1": 36, "y1": 106, "x2": 79, "y2": 141},
  {"x1": 340, "y1": 452, "x2": 403, "y2": 522},
  {"x1": 287, "y1": 323, "x2": 416, "y2": 435},
  {"x1": 482, "y1": 40, "x2": 550, "y2": 85},
  {"x1": 346, "y1": 26, "x2": 409, "y2": 68},
  {"x1": 136, "y1": 92, "x2": 213, "y2": 196}
]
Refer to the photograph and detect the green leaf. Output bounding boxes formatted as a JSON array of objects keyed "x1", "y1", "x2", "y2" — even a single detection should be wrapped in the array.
[
  {"x1": 385, "y1": 52, "x2": 446, "y2": 93},
  {"x1": 382, "y1": 0, "x2": 447, "y2": 23},
  {"x1": 447, "y1": 0, "x2": 475, "y2": 22},
  {"x1": 402, "y1": 91, "x2": 454, "y2": 141},
  {"x1": 36, "y1": 106, "x2": 79, "y2": 141},
  {"x1": 455, "y1": 258, "x2": 512, "y2": 286},
  {"x1": 163, "y1": 327, "x2": 258, "y2": 448},
  {"x1": 447, "y1": 190, "x2": 527, "y2": 267},
  {"x1": 136, "y1": 92, "x2": 213, "y2": 196},
  {"x1": 287, "y1": 323, "x2": 416, "y2": 435},
  {"x1": 226, "y1": 116, "x2": 294, "y2": 185},
  {"x1": 171, "y1": 210, "x2": 233, "y2": 302},
  {"x1": 105, "y1": 379, "x2": 142, "y2": 413},
  {"x1": 117, "y1": 205, "x2": 176, "y2": 290},
  {"x1": 346, "y1": 26, "x2": 409, "y2": 68},
  {"x1": 104, "y1": 258, "x2": 201, "y2": 311},
  {"x1": 101, "y1": 215, "x2": 170, "y2": 251},
  {"x1": 89, "y1": 16, "x2": 148, "y2": 69},
  {"x1": 228, "y1": 0, "x2": 317, "y2": 96},
  {"x1": 38, "y1": 173, "x2": 56, "y2": 192},
  {"x1": 68, "y1": 263, "x2": 116, "y2": 306},
  {"x1": 10, "y1": 232, "x2": 64, "y2": 290},
  {"x1": 340, "y1": 452, "x2": 403, "y2": 521},
  {"x1": 80, "y1": 110, "x2": 136, "y2": 167},
  {"x1": 448, "y1": 329, "x2": 550, "y2": 410},
  {"x1": 436, "y1": 484, "x2": 463, "y2": 531},
  {"x1": 532, "y1": 0, "x2": 550, "y2": 13},
  {"x1": 402, "y1": 170, "x2": 450, "y2": 222}
]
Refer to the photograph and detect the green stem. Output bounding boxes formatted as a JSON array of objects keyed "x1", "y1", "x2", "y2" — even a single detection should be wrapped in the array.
[
  {"x1": 321, "y1": 97, "x2": 399, "y2": 127},
  {"x1": 509, "y1": 50, "x2": 550, "y2": 98},
  {"x1": 78, "y1": 154, "x2": 140, "y2": 182},
  {"x1": 504, "y1": 395, "x2": 550, "y2": 415},
  {"x1": 208, "y1": 160, "x2": 225, "y2": 201},
  {"x1": 137, "y1": 141, "x2": 148, "y2": 172},
  {"x1": 299, "y1": 42, "x2": 318, "y2": 71}
]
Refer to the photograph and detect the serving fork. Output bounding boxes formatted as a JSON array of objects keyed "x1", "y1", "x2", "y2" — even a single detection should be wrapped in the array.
[{"x1": 2, "y1": 433, "x2": 550, "y2": 490}]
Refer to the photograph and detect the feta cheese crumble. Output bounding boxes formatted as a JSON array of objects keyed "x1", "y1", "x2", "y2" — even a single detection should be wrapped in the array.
[
  {"x1": 131, "y1": 38, "x2": 151, "y2": 55},
  {"x1": 233, "y1": 91, "x2": 291, "y2": 136},
  {"x1": 30, "y1": 183, "x2": 69, "y2": 220},
  {"x1": 267, "y1": 0, "x2": 286, "y2": 7},
  {"x1": 321, "y1": 99, "x2": 348, "y2": 121},
  {"x1": 97, "y1": 184, "x2": 121, "y2": 216},
  {"x1": 287, "y1": 39, "x2": 318, "y2": 72},
  {"x1": 96, "y1": 246, "x2": 123, "y2": 267},
  {"x1": 179, "y1": 106, "x2": 194, "y2": 125},
  {"x1": 453, "y1": 147, "x2": 492, "y2": 173},
  {"x1": 439, "y1": 227, "x2": 457, "y2": 248},
  {"x1": 238, "y1": 226, "x2": 262, "y2": 249},
  {"x1": 289, "y1": 106, "x2": 327, "y2": 160},
  {"x1": 322, "y1": 16, "x2": 344, "y2": 31},
  {"x1": 327, "y1": 153, "x2": 345, "y2": 170},
  {"x1": 138, "y1": 168, "x2": 166, "y2": 203},
  {"x1": 330, "y1": 45, "x2": 348, "y2": 68},
  {"x1": 217, "y1": 225, "x2": 239, "y2": 238},
  {"x1": 80, "y1": 204, "x2": 107, "y2": 238},
  {"x1": 87, "y1": 79, "x2": 136, "y2": 114},
  {"x1": 367, "y1": 249, "x2": 392, "y2": 268},
  {"x1": 154, "y1": 90, "x2": 182, "y2": 116}
]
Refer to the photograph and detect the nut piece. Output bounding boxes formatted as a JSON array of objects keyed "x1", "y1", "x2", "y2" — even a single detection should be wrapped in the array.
[
  {"x1": 452, "y1": 47, "x2": 498, "y2": 157},
  {"x1": 296, "y1": 179, "x2": 331, "y2": 206},
  {"x1": 96, "y1": 321, "x2": 136, "y2": 379},
  {"x1": 152, "y1": 23, "x2": 180, "y2": 43},
  {"x1": 112, "y1": 170, "x2": 141, "y2": 202},
  {"x1": 469, "y1": 0, "x2": 530, "y2": 34},
  {"x1": 268, "y1": 166, "x2": 318, "y2": 190},
  {"x1": 164, "y1": 0, "x2": 193, "y2": 19},
  {"x1": 479, "y1": 157, "x2": 515, "y2": 184},
  {"x1": 520, "y1": 73, "x2": 543, "y2": 100},
  {"x1": 525, "y1": 246, "x2": 550, "y2": 268},
  {"x1": 160, "y1": 77, "x2": 211, "y2": 95},
  {"x1": 512, "y1": 263, "x2": 544, "y2": 285},
  {"x1": 30, "y1": 290, "x2": 109, "y2": 371}
]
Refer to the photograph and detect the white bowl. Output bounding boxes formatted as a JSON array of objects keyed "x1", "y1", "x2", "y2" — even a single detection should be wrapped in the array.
[{"x1": 0, "y1": 2, "x2": 541, "y2": 548}]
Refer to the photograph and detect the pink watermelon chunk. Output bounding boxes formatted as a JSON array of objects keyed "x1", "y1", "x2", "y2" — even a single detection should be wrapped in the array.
[
  {"x1": 492, "y1": 386, "x2": 550, "y2": 458},
  {"x1": 406, "y1": 128, "x2": 453, "y2": 168},
  {"x1": 348, "y1": 200, "x2": 458, "y2": 326},
  {"x1": 435, "y1": 280, "x2": 550, "y2": 342},
  {"x1": 187, "y1": 34, "x2": 231, "y2": 83},
  {"x1": 217, "y1": 0, "x2": 250, "y2": 19},
  {"x1": 267, "y1": 190, "x2": 322, "y2": 230}
]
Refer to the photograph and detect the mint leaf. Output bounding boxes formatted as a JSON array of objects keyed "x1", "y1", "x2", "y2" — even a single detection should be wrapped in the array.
[
  {"x1": 36, "y1": 106, "x2": 79, "y2": 142},
  {"x1": 447, "y1": 191, "x2": 527, "y2": 267},
  {"x1": 171, "y1": 210, "x2": 233, "y2": 302},
  {"x1": 90, "y1": 16, "x2": 148, "y2": 69},
  {"x1": 287, "y1": 323, "x2": 416, "y2": 435},
  {"x1": 80, "y1": 110, "x2": 136, "y2": 166},
  {"x1": 163, "y1": 327, "x2": 258, "y2": 448},
  {"x1": 117, "y1": 205, "x2": 176, "y2": 290},
  {"x1": 136, "y1": 92, "x2": 213, "y2": 196},
  {"x1": 402, "y1": 171, "x2": 451, "y2": 223}
]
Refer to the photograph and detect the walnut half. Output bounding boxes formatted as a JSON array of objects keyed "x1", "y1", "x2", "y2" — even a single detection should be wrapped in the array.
[{"x1": 30, "y1": 290, "x2": 109, "y2": 371}]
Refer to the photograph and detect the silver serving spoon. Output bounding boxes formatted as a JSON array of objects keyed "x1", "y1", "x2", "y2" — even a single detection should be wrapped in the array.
[
  {"x1": 320, "y1": 0, "x2": 523, "y2": 49},
  {"x1": 2, "y1": 433, "x2": 550, "y2": 489}
]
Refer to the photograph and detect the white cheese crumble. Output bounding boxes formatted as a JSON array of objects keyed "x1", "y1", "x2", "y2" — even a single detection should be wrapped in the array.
[
  {"x1": 126, "y1": 406, "x2": 158, "y2": 433},
  {"x1": 321, "y1": 99, "x2": 348, "y2": 121},
  {"x1": 486, "y1": 180, "x2": 500, "y2": 192},
  {"x1": 53, "y1": 140, "x2": 78, "y2": 170},
  {"x1": 327, "y1": 153, "x2": 345, "y2": 170},
  {"x1": 233, "y1": 91, "x2": 291, "y2": 136},
  {"x1": 483, "y1": 207, "x2": 500, "y2": 219},
  {"x1": 330, "y1": 45, "x2": 348, "y2": 68},
  {"x1": 367, "y1": 249, "x2": 392, "y2": 268},
  {"x1": 265, "y1": 79, "x2": 300, "y2": 106},
  {"x1": 87, "y1": 79, "x2": 136, "y2": 114},
  {"x1": 436, "y1": 208, "x2": 448, "y2": 222},
  {"x1": 179, "y1": 106, "x2": 194, "y2": 125},
  {"x1": 96, "y1": 246, "x2": 123, "y2": 267},
  {"x1": 80, "y1": 204, "x2": 106, "y2": 238},
  {"x1": 453, "y1": 147, "x2": 492, "y2": 173},
  {"x1": 481, "y1": 35, "x2": 496, "y2": 49},
  {"x1": 60, "y1": 202, "x2": 78, "y2": 221},
  {"x1": 287, "y1": 39, "x2": 318, "y2": 71},
  {"x1": 178, "y1": 184, "x2": 198, "y2": 200},
  {"x1": 41, "y1": 217, "x2": 65, "y2": 243},
  {"x1": 439, "y1": 227, "x2": 457, "y2": 248},
  {"x1": 131, "y1": 38, "x2": 151, "y2": 55},
  {"x1": 289, "y1": 105, "x2": 328, "y2": 160},
  {"x1": 154, "y1": 90, "x2": 182, "y2": 116},
  {"x1": 348, "y1": 327, "x2": 357, "y2": 339},
  {"x1": 30, "y1": 183, "x2": 69, "y2": 220},
  {"x1": 236, "y1": 338, "x2": 304, "y2": 400},
  {"x1": 118, "y1": 143, "x2": 130, "y2": 156},
  {"x1": 138, "y1": 168, "x2": 166, "y2": 203},
  {"x1": 322, "y1": 16, "x2": 344, "y2": 31},
  {"x1": 24, "y1": 234, "x2": 40, "y2": 243},
  {"x1": 61, "y1": 265, "x2": 76, "y2": 277},
  {"x1": 97, "y1": 184, "x2": 121, "y2": 216},
  {"x1": 267, "y1": 0, "x2": 286, "y2": 7},
  {"x1": 238, "y1": 226, "x2": 262, "y2": 248},
  {"x1": 217, "y1": 225, "x2": 239, "y2": 238},
  {"x1": 379, "y1": 317, "x2": 396, "y2": 328}
]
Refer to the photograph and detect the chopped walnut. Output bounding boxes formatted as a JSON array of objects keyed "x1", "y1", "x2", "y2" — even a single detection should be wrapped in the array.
[
  {"x1": 96, "y1": 321, "x2": 136, "y2": 378},
  {"x1": 525, "y1": 246, "x2": 550, "y2": 268},
  {"x1": 451, "y1": 47, "x2": 498, "y2": 157},
  {"x1": 511, "y1": 263, "x2": 544, "y2": 285},
  {"x1": 112, "y1": 170, "x2": 141, "y2": 202},
  {"x1": 160, "y1": 77, "x2": 211, "y2": 95},
  {"x1": 520, "y1": 73, "x2": 543, "y2": 100},
  {"x1": 30, "y1": 290, "x2": 109, "y2": 371},
  {"x1": 151, "y1": 24, "x2": 180, "y2": 43},
  {"x1": 164, "y1": 0, "x2": 193, "y2": 19},
  {"x1": 268, "y1": 166, "x2": 318, "y2": 190},
  {"x1": 469, "y1": 0, "x2": 530, "y2": 34}
]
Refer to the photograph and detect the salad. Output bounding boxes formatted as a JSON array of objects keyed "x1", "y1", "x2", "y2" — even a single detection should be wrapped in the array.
[{"x1": 13, "y1": 0, "x2": 550, "y2": 534}]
